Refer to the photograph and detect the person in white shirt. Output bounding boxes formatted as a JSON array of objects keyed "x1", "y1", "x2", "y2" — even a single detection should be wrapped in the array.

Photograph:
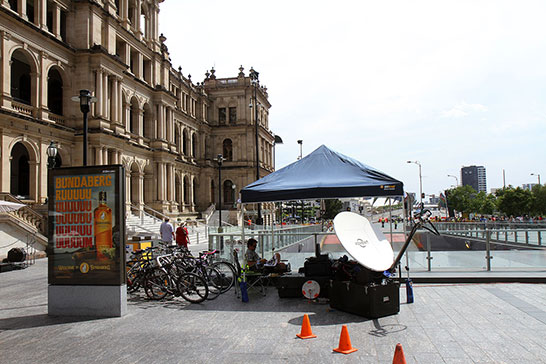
[{"x1": 160, "y1": 218, "x2": 174, "y2": 245}]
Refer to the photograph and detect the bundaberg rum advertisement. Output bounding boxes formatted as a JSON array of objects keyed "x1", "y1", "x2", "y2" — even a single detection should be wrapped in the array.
[{"x1": 48, "y1": 165, "x2": 125, "y2": 285}]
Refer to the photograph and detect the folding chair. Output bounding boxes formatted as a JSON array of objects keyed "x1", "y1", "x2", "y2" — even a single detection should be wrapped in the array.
[{"x1": 233, "y1": 250, "x2": 268, "y2": 296}]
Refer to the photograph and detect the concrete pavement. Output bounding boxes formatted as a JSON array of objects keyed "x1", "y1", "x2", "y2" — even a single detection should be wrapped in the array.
[{"x1": 2, "y1": 259, "x2": 546, "y2": 363}]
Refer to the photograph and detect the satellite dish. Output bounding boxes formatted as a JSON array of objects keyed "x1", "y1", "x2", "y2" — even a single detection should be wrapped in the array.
[
  {"x1": 302, "y1": 280, "x2": 320, "y2": 299},
  {"x1": 333, "y1": 211, "x2": 394, "y2": 272}
]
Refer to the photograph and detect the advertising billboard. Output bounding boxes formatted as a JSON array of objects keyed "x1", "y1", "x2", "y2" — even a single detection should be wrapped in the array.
[{"x1": 48, "y1": 165, "x2": 125, "y2": 285}]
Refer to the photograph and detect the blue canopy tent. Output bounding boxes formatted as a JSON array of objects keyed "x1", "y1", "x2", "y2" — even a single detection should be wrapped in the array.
[{"x1": 241, "y1": 145, "x2": 404, "y2": 203}]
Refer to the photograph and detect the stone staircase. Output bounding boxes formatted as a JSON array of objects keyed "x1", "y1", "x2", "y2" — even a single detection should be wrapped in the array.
[
  {"x1": 125, "y1": 212, "x2": 209, "y2": 245},
  {"x1": 208, "y1": 209, "x2": 238, "y2": 227},
  {"x1": 0, "y1": 194, "x2": 47, "y2": 260}
]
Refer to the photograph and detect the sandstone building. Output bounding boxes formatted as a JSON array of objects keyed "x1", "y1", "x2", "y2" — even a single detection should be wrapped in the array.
[{"x1": 0, "y1": 0, "x2": 275, "y2": 253}]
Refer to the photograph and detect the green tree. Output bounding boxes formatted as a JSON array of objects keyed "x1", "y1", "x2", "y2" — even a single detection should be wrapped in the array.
[
  {"x1": 446, "y1": 185, "x2": 477, "y2": 214},
  {"x1": 469, "y1": 191, "x2": 497, "y2": 215},
  {"x1": 496, "y1": 187, "x2": 532, "y2": 216},
  {"x1": 323, "y1": 199, "x2": 343, "y2": 220},
  {"x1": 531, "y1": 185, "x2": 546, "y2": 216}
]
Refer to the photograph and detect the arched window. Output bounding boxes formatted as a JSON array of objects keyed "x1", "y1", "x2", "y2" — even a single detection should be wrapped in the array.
[
  {"x1": 130, "y1": 97, "x2": 139, "y2": 134},
  {"x1": 183, "y1": 176, "x2": 190, "y2": 205},
  {"x1": 223, "y1": 139, "x2": 233, "y2": 161},
  {"x1": 143, "y1": 104, "x2": 153, "y2": 138},
  {"x1": 192, "y1": 133, "x2": 197, "y2": 157},
  {"x1": 11, "y1": 50, "x2": 32, "y2": 105},
  {"x1": 47, "y1": 68, "x2": 63, "y2": 115},
  {"x1": 175, "y1": 126, "x2": 180, "y2": 152},
  {"x1": 10, "y1": 142, "x2": 30, "y2": 197},
  {"x1": 183, "y1": 130, "x2": 188, "y2": 156},
  {"x1": 192, "y1": 179, "x2": 197, "y2": 205},
  {"x1": 223, "y1": 180, "x2": 234, "y2": 206},
  {"x1": 140, "y1": 5, "x2": 148, "y2": 38},
  {"x1": 175, "y1": 175, "x2": 181, "y2": 205}
]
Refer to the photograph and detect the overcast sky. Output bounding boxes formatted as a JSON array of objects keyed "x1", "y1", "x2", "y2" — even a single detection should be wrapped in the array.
[{"x1": 159, "y1": 0, "x2": 546, "y2": 197}]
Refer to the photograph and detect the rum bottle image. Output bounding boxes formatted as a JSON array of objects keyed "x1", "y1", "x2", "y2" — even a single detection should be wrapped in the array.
[{"x1": 94, "y1": 191, "x2": 112, "y2": 261}]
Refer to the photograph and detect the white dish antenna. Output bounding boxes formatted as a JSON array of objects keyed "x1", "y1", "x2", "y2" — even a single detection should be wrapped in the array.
[{"x1": 333, "y1": 211, "x2": 394, "y2": 272}]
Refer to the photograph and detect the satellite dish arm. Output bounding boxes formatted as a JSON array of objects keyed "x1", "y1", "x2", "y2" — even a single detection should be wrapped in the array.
[
  {"x1": 422, "y1": 221, "x2": 440, "y2": 235},
  {"x1": 388, "y1": 222, "x2": 420, "y2": 273},
  {"x1": 388, "y1": 209, "x2": 441, "y2": 273}
]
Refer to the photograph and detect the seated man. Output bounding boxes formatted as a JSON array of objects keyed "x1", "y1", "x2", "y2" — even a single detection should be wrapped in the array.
[{"x1": 245, "y1": 238, "x2": 287, "y2": 273}]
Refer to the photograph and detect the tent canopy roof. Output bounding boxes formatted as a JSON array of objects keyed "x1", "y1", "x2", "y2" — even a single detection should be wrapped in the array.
[{"x1": 241, "y1": 145, "x2": 404, "y2": 203}]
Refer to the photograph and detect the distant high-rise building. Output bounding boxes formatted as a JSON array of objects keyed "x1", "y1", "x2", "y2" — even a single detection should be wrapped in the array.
[
  {"x1": 522, "y1": 183, "x2": 537, "y2": 191},
  {"x1": 461, "y1": 166, "x2": 487, "y2": 192}
]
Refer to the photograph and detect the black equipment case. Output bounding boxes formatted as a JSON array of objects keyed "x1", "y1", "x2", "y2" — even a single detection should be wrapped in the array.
[
  {"x1": 329, "y1": 280, "x2": 400, "y2": 318},
  {"x1": 276, "y1": 274, "x2": 330, "y2": 298},
  {"x1": 303, "y1": 254, "x2": 332, "y2": 277}
]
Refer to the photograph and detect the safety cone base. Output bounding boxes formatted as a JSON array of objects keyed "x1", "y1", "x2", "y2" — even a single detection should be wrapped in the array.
[
  {"x1": 333, "y1": 346, "x2": 358, "y2": 354},
  {"x1": 296, "y1": 314, "x2": 316, "y2": 339},
  {"x1": 296, "y1": 332, "x2": 317, "y2": 339},
  {"x1": 333, "y1": 325, "x2": 358, "y2": 354}
]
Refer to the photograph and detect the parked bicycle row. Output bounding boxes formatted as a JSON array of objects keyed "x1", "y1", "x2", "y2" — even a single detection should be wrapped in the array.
[{"x1": 126, "y1": 243, "x2": 237, "y2": 304}]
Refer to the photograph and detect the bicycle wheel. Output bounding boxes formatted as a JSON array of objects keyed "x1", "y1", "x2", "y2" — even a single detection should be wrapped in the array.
[
  {"x1": 177, "y1": 272, "x2": 208, "y2": 303},
  {"x1": 127, "y1": 268, "x2": 140, "y2": 293},
  {"x1": 210, "y1": 261, "x2": 236, "y2": 293},
  {"x1": 144, "y1": 269, "x2": 170, "y2": 300},
  {"x1": 203, "y1": 267, "x2": 223, "y2": 300}
]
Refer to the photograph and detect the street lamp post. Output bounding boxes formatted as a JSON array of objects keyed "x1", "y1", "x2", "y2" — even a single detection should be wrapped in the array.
[
  {"x1": 447, "y1": 174, "x2": 458, "y2": 187},
  {"x1": 71, "y1": 90, "x2": 97, "y2": 166},
  {"x1": 531, "y1": 173, "x2": 541, "y2": 185},
  {"x1": 215, "y1": 154, "x2": 225, "y2": 232},
  {"x1": 297, "y1": 140, "x2": 303, "y2": 160},
  {"x1": 273, "y1": 134, "x2": 283, "y2": 170},
  {"x1": 407, "y1": 161, "x2": 423, "y2": 210},
  {"x1": 249, "y1": 67, "x2": 263, "y2": 225},
  {"x1": 47, "y1": 141, "x2": 58, "y2": 169}
]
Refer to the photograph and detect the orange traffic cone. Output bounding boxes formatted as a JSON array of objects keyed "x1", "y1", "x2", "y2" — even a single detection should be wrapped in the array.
[
  {"x1": 296, "y1": 314, "x2": 317, "y2": 339},
  {"x1": 333, "y1": 325, "x2": 357, "y2": 354},
  {"x1": 392, "y1": 343, "x2": 407, "y2": 364}
]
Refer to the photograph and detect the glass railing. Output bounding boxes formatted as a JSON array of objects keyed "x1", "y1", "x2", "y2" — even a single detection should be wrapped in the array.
[{"x1": 204, "y1": 223, "x2": 546, "y2": 273}]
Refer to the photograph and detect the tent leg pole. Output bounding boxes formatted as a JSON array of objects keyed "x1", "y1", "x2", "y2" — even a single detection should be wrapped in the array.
[{"x1": 314, "y1": 233, "x2": 320, "y2": 257}]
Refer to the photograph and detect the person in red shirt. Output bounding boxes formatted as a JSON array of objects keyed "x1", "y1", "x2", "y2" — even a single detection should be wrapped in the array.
[{"x1": 175, "y1": 222, "x2": 190, "y2": 249}]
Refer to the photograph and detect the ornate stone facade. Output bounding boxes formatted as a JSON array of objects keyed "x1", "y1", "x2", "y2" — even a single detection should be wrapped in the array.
[{"x1": 0, "y1": 0, "x2": 275, "y2": 219}]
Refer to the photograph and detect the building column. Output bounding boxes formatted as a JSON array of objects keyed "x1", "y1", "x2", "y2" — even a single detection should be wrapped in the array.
[
  {"x1": 28, "y1": 160, "x2": 38, "y2": 202},
  {"x1": 124, "y1": 100, "x2": 130, "y2": 131},
  {"x1": 125, "y1": 168, "x2": 131, "y2": 212},
  {"x1": 95, "y1": 69, "x2": 103, "y2": 118},
  {"x1": 156, "y1": 162, "x2": 164, "y2": 201},
  {"x1": 157, "y1": 104, "x2": 165, "y2": 139},
  {"x1": 135, "y1": 0, "x2": 142, "y2": 38},
  {"x1": 165, "y1": 108, "x2": 172, "y2": 143},
  {"x1": 30, "y1": 72, "x2": 39, "y2": 116},
  {"x1": 37, "y1": 0, "x2": 47, "y2": 31},
  {"x1": 95, "y1": 147, "x2": 103, "y2": 165},
  {"x1": 52, "y1": 3, "x2": 61, "y2": 38},
  {"x1": 102, "y1": 148, "x2": 109, "y2": 165},
  {"x1": 102, "y1": 72, "x2": 109, "y2": 119},
  {"x1": 112, "y1": 77, "x2": 119, "y2": 123},
  {"x1": 16, "y1": 0, "x2": 27, "y2": 20},
  {"x1": 166, "y1": 163, "x2": 173, "y2": 206},
  {"x1": 137, "y1": 108, "x2": 144, "y2": 137},
  {"x1": 121, "y1": 0, "x2": 129, "y2": 28},
  {"x1": 133, "y1": 171, "x2": 144, "y2": 208},
  {"x1": 190, "y1": 176, "x2": 195, "y2": 212}
]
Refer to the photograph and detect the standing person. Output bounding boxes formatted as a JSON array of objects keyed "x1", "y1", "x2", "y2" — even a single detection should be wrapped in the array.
[
  {"x1": 176, "y1": 221, "x2": 190, "y2": 249},
  {"x1": 160, "y1": 218, "x2": 174, "y2": 245}
]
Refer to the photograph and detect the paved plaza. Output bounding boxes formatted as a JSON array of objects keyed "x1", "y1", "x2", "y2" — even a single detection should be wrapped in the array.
[{"x1": 2, "y1": 259, "x2": 546, "y2": 363}]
